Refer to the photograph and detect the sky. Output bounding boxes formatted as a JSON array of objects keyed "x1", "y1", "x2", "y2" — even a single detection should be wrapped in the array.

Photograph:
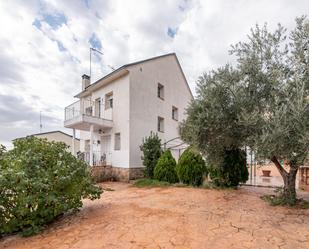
[{"x1": 0, "y1": 0, "x2": 309, "y2": 148}]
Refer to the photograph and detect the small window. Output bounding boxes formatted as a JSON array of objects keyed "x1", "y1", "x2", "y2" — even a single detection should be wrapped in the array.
[
  {"x1": 105, "y1": 92, "x2": 113, "y2": 109},
  {"x1": 157, "y1": 116, "x2": 164, "y2": 132},
  {"x1": 95, "y1": 98, "x2": 101, "y2": 117},
  {"x1": 114, "y1": 133, "x2": 121, "y2": 150},
  {"x1": 157, "y1": 83, "x2": 164, "y2": 100},
  {"x1": 172, "y1": 106, "x2": 178, "y2": 121}
]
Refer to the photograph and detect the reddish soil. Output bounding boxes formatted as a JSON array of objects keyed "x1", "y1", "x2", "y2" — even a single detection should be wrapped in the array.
[{"x1": 1, "y1": 183, "x2": 309, "y2": 249}]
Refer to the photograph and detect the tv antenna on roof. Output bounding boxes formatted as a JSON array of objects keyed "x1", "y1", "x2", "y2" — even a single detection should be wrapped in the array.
[{"x1": 90, "y1": 47, "x2": 103, "y2": 83}]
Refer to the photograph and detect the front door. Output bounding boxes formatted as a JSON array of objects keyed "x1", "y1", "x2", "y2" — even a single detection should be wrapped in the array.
[{"x1": 101, "y1": 135, "x2": 111, "y2": 165}]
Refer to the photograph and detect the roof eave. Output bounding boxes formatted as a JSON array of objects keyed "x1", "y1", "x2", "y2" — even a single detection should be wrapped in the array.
[{"x1": 74, "y1": 68, "x2": 129, "y2": 98}]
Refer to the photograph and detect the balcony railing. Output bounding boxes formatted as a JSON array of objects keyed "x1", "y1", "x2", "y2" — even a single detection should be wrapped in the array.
[{"x1": 64, "y1": 99, "x2": 113, "y2": 122}]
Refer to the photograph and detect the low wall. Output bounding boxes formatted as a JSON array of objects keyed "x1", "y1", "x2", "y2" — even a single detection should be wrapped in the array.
[{"x1": 91, "y1": 166, "x2": 144, "y2": 182}]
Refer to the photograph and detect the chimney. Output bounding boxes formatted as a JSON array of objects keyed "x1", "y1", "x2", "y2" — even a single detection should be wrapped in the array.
[{"x1": 82, "y1": 74, "x2": 90, "y2": 90}]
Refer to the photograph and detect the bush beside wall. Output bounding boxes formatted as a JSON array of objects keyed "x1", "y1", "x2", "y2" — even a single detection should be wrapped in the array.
[{"x1": 154, "y1": 150, "x2": 178, "y2": 183}]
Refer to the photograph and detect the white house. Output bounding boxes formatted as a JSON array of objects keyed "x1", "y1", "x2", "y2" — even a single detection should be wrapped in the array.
[{"x1": 64, "y1": 53, "x2": 193, "y2": 180}]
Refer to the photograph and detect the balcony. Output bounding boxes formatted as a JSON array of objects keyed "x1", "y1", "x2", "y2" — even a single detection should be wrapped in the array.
[{"x1": 64, "y1": 99, "x2": 113, "y2": 131}]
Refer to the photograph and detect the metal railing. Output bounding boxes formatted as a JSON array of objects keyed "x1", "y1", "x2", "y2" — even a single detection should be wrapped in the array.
[
  {"x1": 64, "y1": 99, "x2": 113, "y2": 121},
  {"x1": 77, "y1": 150, "x2": 112, "y2": 166}
]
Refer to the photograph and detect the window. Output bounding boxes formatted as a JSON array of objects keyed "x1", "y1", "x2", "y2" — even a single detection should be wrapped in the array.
[
  {"x1": 105, "y1": 92, "x2": 113, "y2": 109},
  {"x1": 157, "y1": 83, "x2": 164, "y2": 100},
  {"x1": 172, "y1": 106, "x2": 178, "y2": 121},
  {"x1": 95, "y1": 98, "x2": 101, "y2": 117},
  {"x1": 157, "y1": 116, "x2": 164, "y2": 132},
  {"x1": 114, "y1": 133, "x2": 121, "y2": 150}
]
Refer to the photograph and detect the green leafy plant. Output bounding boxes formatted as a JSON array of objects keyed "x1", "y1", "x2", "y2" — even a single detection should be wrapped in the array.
[
  {"x1": 176, "y1": 148, "x2": 207, "y2": 186},
  {"x1": 140, "y1": 132, "x2": 162, "y2": 178},
  {"x1": 209, "y1": 149, "x2": 248, "y2": 187},
  {"x1": 0, "y1": 137, "x2": 102, "y2": 236},
  {"x1": 154, "y1": 150, "x2": 178, "y2": 183},
  {"x1": 180, "y1": 16, "x2": 309, "y2": 204}
]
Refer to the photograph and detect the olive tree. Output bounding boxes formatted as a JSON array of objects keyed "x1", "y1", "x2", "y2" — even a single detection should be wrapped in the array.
[
  {"x1": 180, "y1": 66, "x2": 249, "y2": 187},
  {"x1": 230, "y1": 16, "x2": 309, "y2": 204}
]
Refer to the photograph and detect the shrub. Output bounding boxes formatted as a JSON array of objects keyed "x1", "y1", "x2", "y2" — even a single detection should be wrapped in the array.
[
  {"x1": 0, "y1": 137, "x2": 102, "y2": 236},
  {"x1": 140, "y1": 132, "x2": 162, "y2": 178},
  {"x1": 176, "y1": 148, "x2": 207, "y2": 186},
  {"x1": 209, "y1": 148, "x2": 248, "y2": 187},
  {"x1": 154, "y1": 150, "x2": 178, "y2": 183}
]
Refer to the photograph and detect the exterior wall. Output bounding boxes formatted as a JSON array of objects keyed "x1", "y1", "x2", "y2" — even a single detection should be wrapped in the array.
[
  {"x1": 78, "y1": 54, "x2": 192, "y2": 178},
  {"x1": 128, "y1": 55, "x2": 193, "y2": 168},
  {"x1": 34, "y1": 132, "x2": 80, "y2": 154},
  {"x1": 91, "y1": 166, "x2": 144, "y2": 182},
  {"x1": 80, "y1": 74, "x2": 130, "y2": 168}
]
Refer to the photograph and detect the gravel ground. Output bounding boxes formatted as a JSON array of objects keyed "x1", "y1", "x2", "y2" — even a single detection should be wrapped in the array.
[{"x1": 1, "y1": 182, "x2": 309, "y2": 249}]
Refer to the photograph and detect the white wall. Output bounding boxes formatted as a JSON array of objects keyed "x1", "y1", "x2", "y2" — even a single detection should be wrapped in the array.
[
  {"x1": 128, "y1": 55, "x2": 193, "y2": 167},
  {"x1": 78, "y1": 54, "x2": 192, "y2": 169},
  {"x1": 79, "y1": 74, "x2": 130, "y2": 168}
]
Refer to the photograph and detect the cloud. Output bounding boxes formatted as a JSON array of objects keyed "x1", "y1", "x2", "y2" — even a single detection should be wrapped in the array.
[
  {"x1": 89, "y1": 33, "x2": 102, "y2": 50},
  {"x1": 0, "y1": 0, "x2": 309, "y2": 147},
  {"x1": 0, "y1": 93, "x2": 64, "y2": 148}
]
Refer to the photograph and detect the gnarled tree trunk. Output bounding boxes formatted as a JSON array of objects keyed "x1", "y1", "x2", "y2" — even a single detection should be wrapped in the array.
[{"x1": 271, "y1": 156, "x2": 298, "y2": 205}]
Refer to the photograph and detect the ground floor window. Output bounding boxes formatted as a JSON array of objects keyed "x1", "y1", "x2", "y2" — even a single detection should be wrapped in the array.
[{"x1": 114, "y1": 133, "x2": 121, "y2": 150}]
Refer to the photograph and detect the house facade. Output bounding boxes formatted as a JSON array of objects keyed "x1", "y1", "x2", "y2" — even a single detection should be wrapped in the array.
[{"x1": 64, "y1": 53, "x2": 193, "y2": 181}]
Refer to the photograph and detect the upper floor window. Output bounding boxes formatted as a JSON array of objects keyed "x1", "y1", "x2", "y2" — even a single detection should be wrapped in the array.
[
  {"x1": 105, "y1": 92, "x2": 113, "y2": 109},
  {"x1": 157, "y1": 83, "x2": 164, "y2": 100},
  {"x1": 114, "y1": 133, "x2": 121, "y2": 150},
  {"x1": 157, "y1": 116, "x2": 164, "y2": 132},
  {"x1": 172, "y1": 106, "x2": 178, "y2": 121}
]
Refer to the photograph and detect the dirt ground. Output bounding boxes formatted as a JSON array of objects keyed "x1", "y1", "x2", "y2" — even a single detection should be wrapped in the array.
[{"x1": 1, "y1": 183, "x2": 309, "y2": 249}]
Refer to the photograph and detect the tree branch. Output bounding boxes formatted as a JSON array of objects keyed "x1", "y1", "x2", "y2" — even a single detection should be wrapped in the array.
[{"x1": 270, "y1": 156, "x2": 287, "y2": 177}]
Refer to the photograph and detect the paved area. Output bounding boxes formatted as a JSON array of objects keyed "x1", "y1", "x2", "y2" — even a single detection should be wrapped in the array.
[{"x1": 1, "y1": 182, "x2": 309, "y2": 249}]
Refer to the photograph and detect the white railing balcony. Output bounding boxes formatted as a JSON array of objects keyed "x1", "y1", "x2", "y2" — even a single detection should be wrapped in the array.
[{"x1": 64, "y1": 99, "x2": 113, "y2": 131}]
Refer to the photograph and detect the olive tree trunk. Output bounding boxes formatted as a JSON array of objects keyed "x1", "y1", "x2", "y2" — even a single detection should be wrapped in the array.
[{"x1": 271, "y1": 156, "x2": 298, "y2": 205}]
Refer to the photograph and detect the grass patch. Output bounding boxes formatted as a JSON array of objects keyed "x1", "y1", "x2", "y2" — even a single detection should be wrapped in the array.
[
  {"x1": 261, "y1": 195, "x2": 309, "y2": 209},
  {"x1": 133, "y1": 178, "x2": 171, "y2": 188}
]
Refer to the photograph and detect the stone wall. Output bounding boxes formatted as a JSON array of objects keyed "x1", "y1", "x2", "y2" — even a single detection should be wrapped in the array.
[
  {"x1": 91, "y1": 166, "x2": 144, "y2": 182},
  {"x1": 91, "y1": 166, "x2": 113, "y2": 182}
]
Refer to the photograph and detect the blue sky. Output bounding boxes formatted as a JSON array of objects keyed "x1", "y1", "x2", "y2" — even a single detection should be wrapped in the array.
[{"x1": 0, "y1": 0, "x2": 309, "y2": 147}]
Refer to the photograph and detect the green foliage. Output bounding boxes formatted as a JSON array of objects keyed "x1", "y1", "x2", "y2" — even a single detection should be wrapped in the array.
[
  {"x1": 133, "y1": 178, "x2": 171, "y2": 188},
  {"x1": 154, "y1": 150, "x2": 178, "y2": 183},
  {"x1": 209, "y1": 149, "x2": 248, "y2": 187},
  {"x1": 180, "y1": 65, "x2": 250, "y2": 169},
  {"x1": 0, "y1": 137, "x2": 102, "y2": 236},
  {"x1": 176, "y1": 148, "x2": 207, "y2": 186},
  {"x1": 140, "y1": 132, "x2": 162, "y2": 178},
  {"x1": 229, "y1": 16, "x2": 309, "y2": 203},
  {"x1": 181, "y1": 16, "x2": 309, "y2": 203}
]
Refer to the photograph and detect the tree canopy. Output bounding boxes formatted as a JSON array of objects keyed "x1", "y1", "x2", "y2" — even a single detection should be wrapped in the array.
[{"x1": 181, "y1": 16, "x2": 309, "y2": 203}]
